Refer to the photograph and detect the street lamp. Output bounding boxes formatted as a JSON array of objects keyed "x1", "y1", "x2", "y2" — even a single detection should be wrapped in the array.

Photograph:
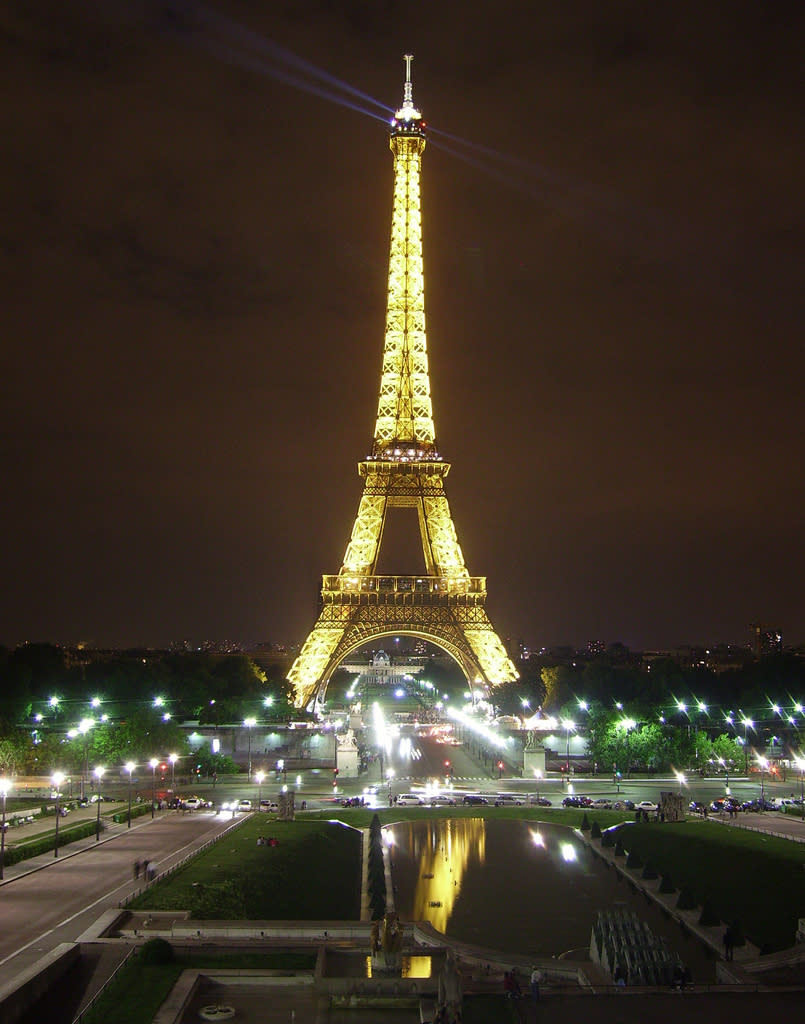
[
  {"x1": 125, "y1": 761, "x2": 136, "y2": 828},
  {"x1": 0, "y1": 778, "x2": 10, "y2": 880},
  {"x1": 717, "y1": 757, "x2": 730, "y2": 796},
  {"x1": 740, "y1": 716, "x2": 753, "y2": 773},
  {"x1": 149, "y1": 757, "x2": 159, "y2": 818},
  {"x1": 94, "y1": 766, "x2": 105, "y2": 841},
  {"x1": 244, "y1": 717, "x2": 257, "y2": 776},
  {"x1": 255, "y1": 769, "x2": 265, "y2": 810},
  {"x1": 757, "y1": 755, "x2": 768, "y2": 803},
  {"x1": 386, "y1": 767, "x2": 395, "y2": 802},
  {"x1": 52, "y1": 771, "x2": 65, "y2": 857},
  {"x1": 794, "y1": 756, "x2": 805, "y2": 821},
  {"x1": 561, "y1": 719, "x2": 575, "y2": 778},
  {"x1": 675, "y1": 770, "x2": 685, "y2": 794},
  {"x1": 168, "y1": 753, "x2": 178, "y2": 793}
]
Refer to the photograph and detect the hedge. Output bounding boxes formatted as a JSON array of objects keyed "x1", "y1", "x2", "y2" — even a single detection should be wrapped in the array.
[{"x1": 3, "y1": 819, "x2": 103, "y2": 865}]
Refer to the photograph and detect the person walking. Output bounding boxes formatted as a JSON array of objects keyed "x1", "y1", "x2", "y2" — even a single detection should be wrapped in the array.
[
  {"x1": 530, "y1": 965, "x2": 542, "y2": 1001},
  {"x1": 723, "y1": 926, "x2": 734, "y2": 961},
  {"x1": 133, "y1": 859, "x2": 141, "y2": 880}
]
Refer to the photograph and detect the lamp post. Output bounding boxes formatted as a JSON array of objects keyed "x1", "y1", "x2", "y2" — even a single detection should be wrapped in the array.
[
  {"x1": 125, "y1": 761, "x2": 136, "y2": 828},
  {"x1": 533, "y1": 768, "x2": 542, "y2": 804},
  {"x1": 150, "y1": 758, "x2": 159, "y2": 818},
  {"x1": 740, "y1": 716, "x2": 753, "y2": 773},
  {"x1": 561, "y1": 719, "x2": 575, "y2": 778},
  {"x1": 675, "y1": 770, "x2": 685, "y2": 794},
  {"x1": 52, "y1": 771, "x2": 65, "y2": 857},
  {"x1": 168, "y1": 753, "x2": 178, "y2": 794},
  {"x1": 255, "y1": 769, "x2": 265, "y2": 810},
  {"x1": 795, "y1": 756, "x2": 805, "y2": 821},
  {"x1": 757, "y1": 755, "x2": 768, "y2": 804},
  {"x1": 717, "y1": 757, "x2": 730, "y2": 796},
  {"x1": 94, "y1": 766, "x2": 105, "y2": 842},
  {"x1": 244, "y1": 717, "x2": 257, "y2": 777},
  {"x1": 0, "y1": 778, "x2": 11, "y2": 879}
]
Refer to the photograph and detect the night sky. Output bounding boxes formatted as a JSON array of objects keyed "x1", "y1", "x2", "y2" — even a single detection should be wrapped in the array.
[{"x1": 2, "y1": 1, "x2": 804, "y2": 652}]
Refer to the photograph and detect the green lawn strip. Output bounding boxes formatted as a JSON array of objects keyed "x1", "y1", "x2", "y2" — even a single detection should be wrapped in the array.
[
  {"x1": 81, "y1": 962, "x2": 183, "y2": 1024},
  {"x1": 128, "y1": 817, "x2": 362, "y2": 919},
  {"x1": 80, "y1": 951, "x2": 315, "y2": 1024},
  {"x1": 610, "y1": 820, "x2": 805, "y2": 951}
]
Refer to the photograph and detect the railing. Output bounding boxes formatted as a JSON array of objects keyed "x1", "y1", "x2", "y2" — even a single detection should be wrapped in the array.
[
  {"x1": 71, "y1": 946, "x2": 137, "y2": 1024},
  {"x1": 322, "y1": 574, "x2": 486, "y2": 597}
]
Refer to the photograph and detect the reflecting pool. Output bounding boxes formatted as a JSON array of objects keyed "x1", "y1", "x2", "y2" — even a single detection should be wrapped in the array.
[{"x1": 386, "y1": 818, "x2": 715, "y2": 981}]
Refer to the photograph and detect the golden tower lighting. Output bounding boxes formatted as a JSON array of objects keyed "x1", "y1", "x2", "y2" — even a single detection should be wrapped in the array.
[{"x1": 288, "y1": 56, "x2": 518, "y2": 709}]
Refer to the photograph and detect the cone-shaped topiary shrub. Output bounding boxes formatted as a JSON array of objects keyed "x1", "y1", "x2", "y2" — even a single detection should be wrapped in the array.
[
  {"x1": 699, "y1": 901, "x2": 720, "y2": 926},
  {"x1": 642, "y1": 861, "x2": 658, "y2": 880},
  {"x1": 626, "y1": 851, "x2": 643, "y2": 869},
  {"x1": 614, "y1": 838, "x2": 625, "y2": 857},
  {"x1": 591, "y1": 821, "x2": 602, "y2": 838},
  {"x1": 659, "y1": 873, "x2": 675, "y2": 893},
  {"x1": 581, "y1": 812, "x2": 591, "y2": 831},
  {"x1": 677, "y1": 887, "x2": 697, "y2": 910}
]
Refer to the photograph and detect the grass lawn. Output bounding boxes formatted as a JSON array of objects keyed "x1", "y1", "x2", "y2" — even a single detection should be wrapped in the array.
[
  {"x1": 80, "y1": 950, "x2": 315, "y2": 1024},
  {"x1": 128, "y1": 816, "x2": 362, "y2": 919},
  {"x1": 608, "y1": 819, "x2": 805, "y2": 951}
]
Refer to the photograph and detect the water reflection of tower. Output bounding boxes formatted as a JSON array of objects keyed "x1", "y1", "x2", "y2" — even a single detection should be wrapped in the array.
[{"x1": 401, "y1": 819, "x2": 486, "y2": 933}]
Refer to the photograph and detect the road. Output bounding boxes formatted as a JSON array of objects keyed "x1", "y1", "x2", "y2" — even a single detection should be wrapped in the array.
[{"x1": 0, "y1": 809, "x2": 239, "y2": 988}]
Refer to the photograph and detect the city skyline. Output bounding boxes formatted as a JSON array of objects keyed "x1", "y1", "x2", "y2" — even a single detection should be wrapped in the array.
[{"x1": 2, "y1": 3, "x2": 803, "y2": 652}]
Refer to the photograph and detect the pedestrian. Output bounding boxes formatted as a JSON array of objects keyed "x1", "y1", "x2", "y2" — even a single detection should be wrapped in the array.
[
  {"x1": 723, "y1": 927, "x2": 734, "y2": 961},
  {"x1": 530, "y1": 964, "x2": 542, "y2": 1000},
  {"x1": 133, "y1": 859, "x2": 141, "y2": 880},
  {"x1": 146, "y1": 860, "x2": 157, "y2": 881}
]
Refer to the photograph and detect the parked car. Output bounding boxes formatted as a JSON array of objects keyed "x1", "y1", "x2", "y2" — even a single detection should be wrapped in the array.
[
  {"x1": 530, "y1": 796, "x2": 553, "y2": 807},
  {"x1": 562, "y1": 795, "x2": 593, "y2": 808},
  {"x1": 494, "y1": 794, "x2": 524, "y2": 806},
  {"x1": 591, "y1": 798, "x2": 613, "y2": 810},
  {"x1": 635, "y1": 800, "x2": 658, "y2": 813},
  {"x1": 462, "y1": 795, "x2": 488, "y2": 805},
  {"x1": 341, "y1": 796, "x2": 366, "y2": 807},
  {"x1": 260, "y1": 799, "x2": 279, "y2": 813},
  {"x1": 236, "y1": 799, "x2": 253, "y2": 812},
  {"x1": 429, "y1": 794, "x2": 457, "y2": 806},
  {"x1": 180, "y1": 796, "x2": 211, "y2": 810},
  {"x1": 396, "y1": 794, "x2": 424, "y2": 806}
]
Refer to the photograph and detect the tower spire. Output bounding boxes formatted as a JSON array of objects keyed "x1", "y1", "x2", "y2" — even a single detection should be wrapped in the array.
[{"x1": 403, "y1": 53, "x2": 414, "y2": 108}]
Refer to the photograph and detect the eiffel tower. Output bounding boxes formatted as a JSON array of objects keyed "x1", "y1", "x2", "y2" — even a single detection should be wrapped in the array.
[{"x1": 288, "y1": 57, "x2": 518, "y2": 709}]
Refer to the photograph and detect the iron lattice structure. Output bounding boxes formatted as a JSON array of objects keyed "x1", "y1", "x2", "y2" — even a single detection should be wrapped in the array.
[{"x1": 288, "y1": 57, "x2": 518, "y2": 708}]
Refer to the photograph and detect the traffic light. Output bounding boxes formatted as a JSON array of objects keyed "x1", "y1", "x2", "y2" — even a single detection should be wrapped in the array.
[{"x1": 332, "y1": 767, "x2": 339, "y2": 788}]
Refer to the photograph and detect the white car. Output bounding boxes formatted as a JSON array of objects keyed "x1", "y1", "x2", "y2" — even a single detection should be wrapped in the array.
[
  {"x1": 181, "y1": 796, "x2": 204, "y2": 810},
  {"x1": 396, "y1": 794, "x2": 424, "y2": 806},
  {"x1": 635, "y1": 800, "x2": 658, "y2": 813},
  {"x1": 591, "y1": 798, "x2": 613, "y2": 810},
  {"x1": 237, "y1": 799, "x2": 253, "y2": 812}
]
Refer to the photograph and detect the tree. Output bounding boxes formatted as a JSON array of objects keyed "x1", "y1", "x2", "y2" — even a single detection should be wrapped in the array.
[{"x1": 540, "y1": 666, "x2": 573, "y2": 711}]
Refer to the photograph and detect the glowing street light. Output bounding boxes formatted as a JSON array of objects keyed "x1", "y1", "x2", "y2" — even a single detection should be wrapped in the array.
[
  {"x1": 740, "y1": 716, "x2": 753, "y2": 772},
  {"x1": 674, "y1": 770, "x2": 685, "y2": 794},
  {"x1": 255, "y1": 769, "x2": 265, "y2": 809},
  {"x1": 125, "y1": 761, "x2": 136, "y2": 828},
  {"x1": 757, "y1": 755, "x2": 768, "y2": 803},
  {"x1": 149, "y1": 758, "x2": 159, "y2": 818},
  {"x1": 168, "y1": 753, "x2": 178, "y2": 792},
  {"x1": 561, "y1": 719, "x2": 575, "y2": 777},
  {"x1": 0, "y1": 778, "x2": 10, "y2": 879},
  {"x1": 243, "y1": 717, "x2": 257, "y2": 776},
  {"x1": 93, "y1": 766, "x2": 105, "y2": 841},
  {"x1": 52, "y1": 771, "x2": 65, "y2": 857}
]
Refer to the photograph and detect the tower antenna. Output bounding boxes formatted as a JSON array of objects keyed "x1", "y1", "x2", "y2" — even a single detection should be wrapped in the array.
[{"x1": 403, "y1": 54, "x2": 414, "y2": 107}]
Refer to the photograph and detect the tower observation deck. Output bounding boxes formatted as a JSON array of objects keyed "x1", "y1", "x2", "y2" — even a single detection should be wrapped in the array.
[{"x1": 287, "y1": 57, "x2": 518, "y2": 709}]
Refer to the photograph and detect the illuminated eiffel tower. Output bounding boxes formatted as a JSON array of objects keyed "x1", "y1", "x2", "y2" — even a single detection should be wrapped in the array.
[{"x1": 288, "y1": 57, "x2": 518, "y2": 709}]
